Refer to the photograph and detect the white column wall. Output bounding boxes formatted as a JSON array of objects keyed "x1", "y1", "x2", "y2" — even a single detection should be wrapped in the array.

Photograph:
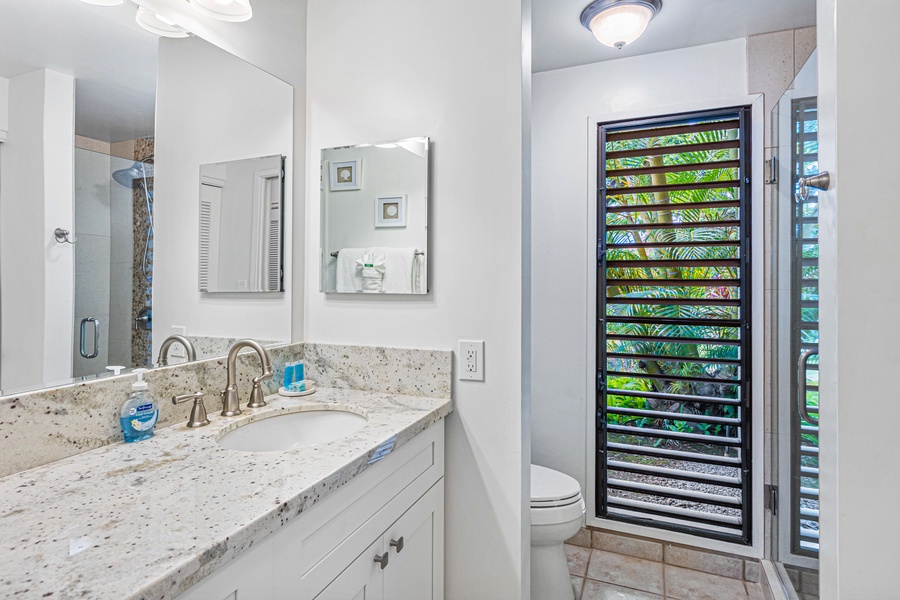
[
  {"x1": 0, "y1": 69, "x2": 74, "y2": 392},
  {"x1": 305, "y1": 0, "x2": 528, "y2": 596},
  {"x1": 816, "y1": 1, "x2": 900, "y2": 597},
  {"x1": 42, "y1": 70, "x2": 75, "y2": 383}
]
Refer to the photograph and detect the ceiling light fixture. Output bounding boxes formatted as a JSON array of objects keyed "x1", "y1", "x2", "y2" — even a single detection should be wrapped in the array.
[
  {"x1": 580, "y1": 0, "x2": 661, "y2": 50},
  {"x1": 188, "y1": 0, "x2": 253, "y2": 22},
  {"x1": 78, "y1": 0, "x2": 126, "y2": 5},
  {"x1": 135, "y1": 6, "x2": 191, "y2": 38}
]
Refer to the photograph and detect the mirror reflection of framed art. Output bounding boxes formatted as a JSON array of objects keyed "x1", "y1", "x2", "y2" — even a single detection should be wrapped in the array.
[
  {"x1": 330, "y1": 159, "x2": 361, "y2": 191},
  {"x1": 376, "y1": 195, "x2": 407, "y2": 228}
]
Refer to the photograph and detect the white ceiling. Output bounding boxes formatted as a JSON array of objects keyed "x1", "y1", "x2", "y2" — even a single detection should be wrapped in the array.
[
  {"x1": 0, "y1": 0, "x2": 158, "y2": 143},
  {"x1": 532, "y1": 0, "x2": 817, "y2": 73},
  {"x1": 1, "y1": 0, "x2": 817, "y2": 140}
]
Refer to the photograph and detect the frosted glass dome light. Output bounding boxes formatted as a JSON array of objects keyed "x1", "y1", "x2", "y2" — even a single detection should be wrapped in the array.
[
  {"x1": 580, "y1": 0, "x2": 662, "y2": 50},
  {"x1": 135, "y1": 6, "x2": 191, "y2": 38},
  {"x1": 189, "y1": 0, "x2": 253, "y2": 22}
]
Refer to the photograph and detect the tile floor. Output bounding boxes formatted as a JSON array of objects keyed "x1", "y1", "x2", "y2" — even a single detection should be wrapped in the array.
[{"x1": 566, "y1": 544, "x2": 768, "y2": 600}]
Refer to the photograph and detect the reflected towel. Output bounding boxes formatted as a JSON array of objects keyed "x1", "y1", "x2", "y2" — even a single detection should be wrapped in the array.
[
  {"x1": 381, "y1": 248, "x2": 417, "y2": 294},
  {"x1": 413, "y1": 252, "x2": 426, "y2": 293},
  {"x1": 336, "y1": 248, "x2": 365, "y2": 292},
  {"x1": 357, "y1": 254, "x2": 385, "y2": 293}
]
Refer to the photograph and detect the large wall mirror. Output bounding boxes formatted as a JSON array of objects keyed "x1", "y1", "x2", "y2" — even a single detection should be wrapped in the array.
[
  {"x1": 0, "y1": 1, "x2": 293, "y2": 395},
  {"x1": 320, "y1": 138, "x2": 429, "y2": 294}
]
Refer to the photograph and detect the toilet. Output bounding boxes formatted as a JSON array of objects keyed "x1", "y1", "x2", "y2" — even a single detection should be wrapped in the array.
[{"x1": 531, "y1": 464, "x2": 585, "y2": 600}]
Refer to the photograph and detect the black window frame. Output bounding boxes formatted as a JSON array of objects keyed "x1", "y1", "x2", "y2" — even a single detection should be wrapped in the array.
[{"x1": 595, "y1": 106, "x2": 754, "y2": 545}]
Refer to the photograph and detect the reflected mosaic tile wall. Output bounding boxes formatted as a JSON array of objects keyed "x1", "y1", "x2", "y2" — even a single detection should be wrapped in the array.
[{"x1": 131, "y1": 136, "x2": 154, "y2": 367}]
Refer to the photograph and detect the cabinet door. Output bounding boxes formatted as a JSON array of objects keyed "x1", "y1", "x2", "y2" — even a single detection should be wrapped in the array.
[
  {"x1": 382, "y1": 481, "x2": 444, "y2": 600},
  {"x1": 314, "y1": 538, "x2": 385, "y2": 600},
  {"x1": 175, "y1": 539, "x2": 273, "y2": 600}
]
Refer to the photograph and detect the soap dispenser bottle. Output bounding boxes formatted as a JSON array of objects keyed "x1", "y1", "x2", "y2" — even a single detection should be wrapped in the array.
[{"x1": 120, "y1": 368, "x2": 158, "y2": 443}]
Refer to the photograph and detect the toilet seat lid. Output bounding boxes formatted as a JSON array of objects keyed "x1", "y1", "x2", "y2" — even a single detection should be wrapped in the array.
[{"x1": 531, "y1": 464, "x2": 582, "y2": 505}]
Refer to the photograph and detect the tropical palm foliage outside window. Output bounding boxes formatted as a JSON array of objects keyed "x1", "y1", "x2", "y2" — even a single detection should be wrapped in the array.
[{"x1": 597, "y1": 108, "x2": 752, "y2": 544}]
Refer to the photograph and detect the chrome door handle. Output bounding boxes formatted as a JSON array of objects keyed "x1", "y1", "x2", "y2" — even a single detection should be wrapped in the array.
[
  {"x1": 797, "y1": 346, "x2": 819, "y2": 426},
  {"x1": 797, "y1": 171, "x2": 831, "y2": 202},
  {"x1": 80, "y1": 317, "x2": 100, "y2": 359},
  {"x1": 374, "y1": 552, "x2": 389, "y2": 570},
  {"x1": 390, "y1": 537, "x2": 404, "y2": 553}
]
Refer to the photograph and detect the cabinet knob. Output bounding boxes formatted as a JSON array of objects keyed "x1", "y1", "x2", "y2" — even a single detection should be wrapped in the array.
[
  {"x1": 374, "y1": 552, "x2": 389, "y2": 570},
  {"x1": 390, "y1": 537, "x2": 404, "y2": 553}
]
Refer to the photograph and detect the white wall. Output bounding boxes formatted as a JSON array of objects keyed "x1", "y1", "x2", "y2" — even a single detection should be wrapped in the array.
[
  {"x1": 153, "y1": 36, "x2": 293, "y2": 352},
  {"x1": 305, "y1": 0, "x2": 528, "y2": 596},
  {"x1": 217, "y1": 159, "x2": 258, "y2": 287},
  {"x1": 0, "y1": 76, "x2": 8, "y2": 141},
  {"x1": 0, "y1": 69, "x2": 74, "y2": 392},
  {"x1": 531, "y1": 39, "x2": 764, "y2": 552},
  {"x1": 816, "y1": 1, "x2": 900, "y2": 597}
]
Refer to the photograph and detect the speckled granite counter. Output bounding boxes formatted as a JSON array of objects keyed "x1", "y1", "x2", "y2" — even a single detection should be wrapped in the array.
[{"x1": 0, "y1": 387, "x2": 452, "y2": 599}]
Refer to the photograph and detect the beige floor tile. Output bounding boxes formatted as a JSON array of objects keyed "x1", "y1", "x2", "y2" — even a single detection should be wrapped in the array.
[
  {"x1": 587, "y1": 549, "x2": 664, "y2": 595},
  {"x1": 665, "y1": 545, "x2": 744, "y2": 579},
  {"x1": 594, "y1": 531, "x2": 663, "y2": 562},
  {"x1": 666, "y1": 565, "x2": 750, "y2": 600},
  {"x1": 567, "y1": 544, "x2": 593, "y2": 577},
  {"x1": 581, "y1": 579, "x2": 663, "y2": 600},
  {"x1": 572, "y1": 575, "x2": 585, "y2": 600}
]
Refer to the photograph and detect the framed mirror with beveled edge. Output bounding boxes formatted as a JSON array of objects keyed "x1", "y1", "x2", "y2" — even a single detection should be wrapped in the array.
[{"x1": 320, "y1": 137, "x2": 429, "y2": 295}]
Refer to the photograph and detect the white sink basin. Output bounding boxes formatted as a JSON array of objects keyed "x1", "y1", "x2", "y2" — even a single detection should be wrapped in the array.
[{"x1": 217, "y1": 408, "x2": 368, "y2": 452}]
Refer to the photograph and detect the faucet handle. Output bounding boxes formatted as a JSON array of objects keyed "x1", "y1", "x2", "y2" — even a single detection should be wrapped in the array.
[
  {"x1": 246, "y1": 381, "x2": 268, "y2": 409},
  {"x1": 172, "y1": 392, "x2": 210, "y2": 428}
]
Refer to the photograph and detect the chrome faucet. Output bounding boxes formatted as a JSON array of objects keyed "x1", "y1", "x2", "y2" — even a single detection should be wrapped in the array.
[
  {"x1": 157, "y1": 334, "x2": 197, "y2": 366},
  {"x1": 220, "y1": 339, "x2": 273, "y2": 416}
]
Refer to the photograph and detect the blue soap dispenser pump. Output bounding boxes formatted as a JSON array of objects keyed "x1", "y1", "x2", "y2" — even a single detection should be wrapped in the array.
[{"x1": 120, "y1": 368, "x2": 158, "y2": 442}]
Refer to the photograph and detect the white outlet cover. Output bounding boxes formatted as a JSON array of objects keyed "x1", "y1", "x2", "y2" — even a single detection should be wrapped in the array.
[{"x1": 458, "y1": 340, "x2": 484, "y2": 381}]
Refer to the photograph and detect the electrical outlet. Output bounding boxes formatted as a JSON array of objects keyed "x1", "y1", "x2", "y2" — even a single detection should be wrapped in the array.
[{"x1": 458, "y1": 340, "x2": 484, "y2": 381}]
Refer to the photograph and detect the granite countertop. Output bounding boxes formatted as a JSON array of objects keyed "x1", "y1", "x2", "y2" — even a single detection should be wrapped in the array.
[{"x1": 0, "y1": 387, "x2": 452, "y2": 599}]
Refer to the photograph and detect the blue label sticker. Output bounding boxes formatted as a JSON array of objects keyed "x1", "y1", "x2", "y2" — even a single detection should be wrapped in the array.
[
  {"x1": 137, "y1": 404, "x2": 153, "y2": 412},
  {"x1": 367, "y1": 436, "x2": 397, "y2": 464}
]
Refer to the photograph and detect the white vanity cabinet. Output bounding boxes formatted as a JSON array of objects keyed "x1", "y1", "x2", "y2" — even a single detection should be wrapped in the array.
[
  {"x1": 316, "y1": 481, "x2": 442, "y2": 600},
  {"x1": 177, "y1": 422, "x2": 444, "y2": 600}
]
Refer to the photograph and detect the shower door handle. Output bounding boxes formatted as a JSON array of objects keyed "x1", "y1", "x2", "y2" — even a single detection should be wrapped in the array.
[
  {"x1": 80, "y1": 317, "x2": 100, "y2": 359},
  {"x1": 797, "y1": 346, "x2": 819, "y2": 425}
]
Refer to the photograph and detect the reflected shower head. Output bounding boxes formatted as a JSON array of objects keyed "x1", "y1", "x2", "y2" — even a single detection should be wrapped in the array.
[{"x1": 112, "y1": 161, "x2": 154, "y2": 187}]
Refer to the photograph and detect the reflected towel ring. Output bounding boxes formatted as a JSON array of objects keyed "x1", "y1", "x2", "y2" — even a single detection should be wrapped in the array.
[{"x1": 54, "y1": 228, "x2": 76, "y2": 244}]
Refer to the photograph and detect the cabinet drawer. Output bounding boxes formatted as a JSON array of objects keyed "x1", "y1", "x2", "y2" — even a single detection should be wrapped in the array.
[{"x1": 272, "y1": 422, "x2": 444, "y2": 593}]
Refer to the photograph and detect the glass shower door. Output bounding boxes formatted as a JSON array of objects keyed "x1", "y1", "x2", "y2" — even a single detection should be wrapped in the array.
[{"x1": 772, "y1": 49, "x2": 821, "y2": 597}]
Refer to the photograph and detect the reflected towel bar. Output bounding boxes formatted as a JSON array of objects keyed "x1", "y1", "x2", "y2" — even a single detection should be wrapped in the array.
[{"x1": 330, "y1": 250, "x2": 424, "y2": 258}]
